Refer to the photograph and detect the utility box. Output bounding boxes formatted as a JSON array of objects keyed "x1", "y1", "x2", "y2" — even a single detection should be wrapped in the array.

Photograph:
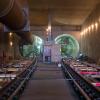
[
  {"x1": 43, "y1": 41, "x2": 52, "y2": 63},
  {"x1": 43, "y1": 42, "x2": 61, "y2": 63},
  {"x1": 51, "y1": 44, "x2": 61, "y2": 63}
]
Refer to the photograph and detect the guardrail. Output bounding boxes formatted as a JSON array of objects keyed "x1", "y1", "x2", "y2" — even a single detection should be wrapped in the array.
[{"x1": 0, "y1": 57, "x2": 37, "y2": 100}]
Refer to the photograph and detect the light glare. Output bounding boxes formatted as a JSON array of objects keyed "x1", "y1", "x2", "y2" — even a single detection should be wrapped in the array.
[{"x1": 10, "y1": 41, "x2": 13, "y2": 46}]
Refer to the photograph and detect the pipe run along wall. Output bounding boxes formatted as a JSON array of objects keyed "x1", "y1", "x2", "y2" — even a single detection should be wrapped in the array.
[
  {"x1": 17, "y1": 32, "x2": 33, "y2": 44},
  {"x1": 0, "y1": 0, "x2": 26, "y2": 30},
  {"x1": 0, "y1": 0, "x2": 33, "y2": 44}
]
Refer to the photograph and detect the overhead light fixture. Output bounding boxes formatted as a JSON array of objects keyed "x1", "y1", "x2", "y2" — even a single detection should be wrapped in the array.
[
  {"x1": 10, "y1": 41, "x2": 13, "y2": 46},
  {"x1": 91, "y1": 24, "x2": 94, "y2": 30},
  {"x1": 9, "y1": 32, "x2": 13, "y2": 37},
  {"x1": 95, "y1": 22, "x2": 98, "y2": 30},
  {"x1": 88, "y1": 26, "x2": 91, "y2": 32},
  {"x1": 46, "y1": 28, "x2": 49, "y2": 32},
  {"x1": 81, "y1": 32, "x2": 84, "y2": 36},
  {"x1": 46, "y1": 25, "x2": 51, "y2": 32},
  {"x1": 46, "y1": 10, "x2": 52, "y2": 41},
  {"x1": 48, "y1": 25, "x2": 51, "y2": 31}
]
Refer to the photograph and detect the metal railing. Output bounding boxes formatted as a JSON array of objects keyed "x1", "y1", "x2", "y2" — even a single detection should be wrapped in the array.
[
  {"x1": 0, "y1": 57, "x2": 37, "y2": 100},
  {"x1": 62, "y1": 62, "x2": 100, "y2": 100}
]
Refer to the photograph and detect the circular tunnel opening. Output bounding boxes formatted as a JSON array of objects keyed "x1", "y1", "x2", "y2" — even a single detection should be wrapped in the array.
[
  {"x1": 20, "y1": 35, "x2": 43, "y2": 57},
  {"x1": 55, "y1": 34, "x2": 79, "y2": 58}
]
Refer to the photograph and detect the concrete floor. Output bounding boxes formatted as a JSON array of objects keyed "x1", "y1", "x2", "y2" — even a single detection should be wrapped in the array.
[{"x1": 20, "y1": 62, "x2": 78, "y2": 100}]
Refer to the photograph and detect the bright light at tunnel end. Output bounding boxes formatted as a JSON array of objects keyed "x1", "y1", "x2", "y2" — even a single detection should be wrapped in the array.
[{"x1": 54, "y1": 34, "x2": 80, "y2": 58}]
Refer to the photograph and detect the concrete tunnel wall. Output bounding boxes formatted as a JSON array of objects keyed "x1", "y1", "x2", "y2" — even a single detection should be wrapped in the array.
[
  {"x1": 0, "y1": 31, "x2": 22, "y2": 64},
  {"x1": 81, "y1": 3, "x2": 100, "y2": 63},
  {"x1": 32, "y1": 30, "x2": 81, "y2": 43}
]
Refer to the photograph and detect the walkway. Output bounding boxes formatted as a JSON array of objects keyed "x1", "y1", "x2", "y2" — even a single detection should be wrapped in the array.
[{"x1": 20, "y1": 62, "x2": 78, "y2": 100}]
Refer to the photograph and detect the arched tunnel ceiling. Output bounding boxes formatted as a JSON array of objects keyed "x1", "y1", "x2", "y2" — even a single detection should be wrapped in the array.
[{"x1": 23, "y1": 0, "x2": 100, "y2": 26}]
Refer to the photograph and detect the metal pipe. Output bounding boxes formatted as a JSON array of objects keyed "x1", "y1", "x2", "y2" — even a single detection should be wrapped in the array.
[
  {"x1": 0, "y1": 0, "x2": 26, "y2": 30},
  {"x1": 17, "y1": 32, "x2": 33, "y2": 44},
  {"x1": 0, "y1": 0, "x2": 33, "y2": 43}
]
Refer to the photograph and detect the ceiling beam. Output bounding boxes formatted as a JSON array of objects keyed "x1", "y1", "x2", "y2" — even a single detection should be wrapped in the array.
[{"x1": 30, "y1": 25, "x2": 81, "y2": 32}]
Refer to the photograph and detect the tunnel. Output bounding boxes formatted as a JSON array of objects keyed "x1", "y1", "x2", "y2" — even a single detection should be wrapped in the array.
[
  {"x1": 20, "y1": 35, "x2": 43, "y2": 57},
  {"x1": 55, "y1": 34, "x2": 79, "y2": 58},
  {"x1": 0, "y1": 0, "x2": 100, "y2": 100}
]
